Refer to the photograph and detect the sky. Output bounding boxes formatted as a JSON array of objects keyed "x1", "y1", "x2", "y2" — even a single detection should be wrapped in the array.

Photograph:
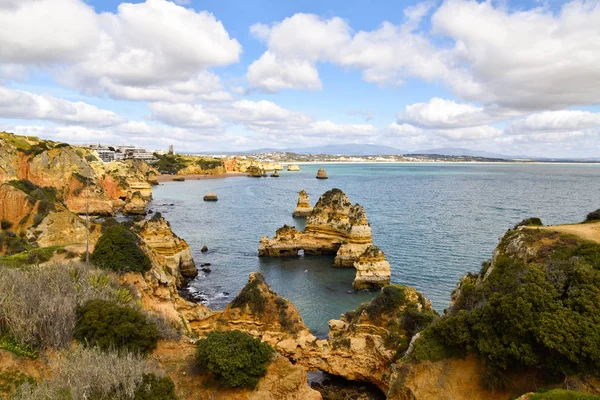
[{"x1": 1, "y1": 0, "x2": 600, "y2": 157}]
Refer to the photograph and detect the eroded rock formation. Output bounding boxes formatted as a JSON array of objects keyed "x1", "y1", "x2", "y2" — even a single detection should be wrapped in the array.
[
  {"x1": 353, "y1": 245, "x2": 391, "y2": 289},
  {"x1": 292, "y1": 190, "x2": 313, "y2": 217},
  {"x1": 316, "y1": 168, "x2": 328, "y2": 179},
  {"x1": 259, "y1": 188, "x2": 390, "y2": 289}
]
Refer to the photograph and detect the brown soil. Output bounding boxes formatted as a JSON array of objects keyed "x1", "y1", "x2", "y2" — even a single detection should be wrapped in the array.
[{"x1": 536, "y1": 221, "x2": 600, "y2": 243}]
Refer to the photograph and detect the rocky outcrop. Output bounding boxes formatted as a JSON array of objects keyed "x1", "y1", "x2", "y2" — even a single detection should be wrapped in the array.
[
  {"x1": 138, "y1": 214, "x2": 198, "y2": 284},
  {"x1": 151, "y1": 340, "x2": 321, "y2": 400},
  {"x1": 353, "y1": 245, "x2": 391, "y2": 289},
  {"x1": 287, "y1": 165, "x2": 300, "y2": 171},
  {"x1": 260, "y1": 189, "x2": 389, "y2": 289},
  {"x1": 292, "y1": 190, "x2": 313, "y2": 217},
  {"x1": 316, "y1": 168, "x2": 328, "y2": 179},
  {"x1": 123, "y1": 191, "x2": 146, "y2": 215}
]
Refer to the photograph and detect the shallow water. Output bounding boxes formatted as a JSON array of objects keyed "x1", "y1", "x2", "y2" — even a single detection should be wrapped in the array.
[{"x1": 151, "y1": 163, "x2": 600, "y2": 336}]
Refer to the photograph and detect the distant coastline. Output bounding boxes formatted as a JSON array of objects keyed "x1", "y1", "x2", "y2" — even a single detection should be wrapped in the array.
[{"x1": 156, "y1": 171, "x2": 246, "y2": 182}]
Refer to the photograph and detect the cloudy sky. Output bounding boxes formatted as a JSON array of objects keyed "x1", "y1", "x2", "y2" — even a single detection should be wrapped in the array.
[{"x1": 1, "y1": 0, "x2": 599, "y2": 157}]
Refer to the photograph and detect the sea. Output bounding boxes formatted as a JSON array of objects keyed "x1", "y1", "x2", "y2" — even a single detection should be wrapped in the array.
[{"x1": 151, "y1": 162, "x2": 600, "y2": 336}]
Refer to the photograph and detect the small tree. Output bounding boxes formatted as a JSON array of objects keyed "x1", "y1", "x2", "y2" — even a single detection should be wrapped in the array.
[
  {"x1": 196, "y1": 330, "x2": 274, "y2": 388},
  {"x1": 585, "y1": 209, "x2": 600, "y2": 222},
  {"x1": 75, "y1": 299, "x2": 159, "y2": 355},
  {"x1": 90, "y1": 225, "x2": 152, "y2": 273}
]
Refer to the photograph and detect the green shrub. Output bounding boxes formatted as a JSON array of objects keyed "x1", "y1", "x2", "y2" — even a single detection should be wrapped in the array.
[
  {"x1": 134, "y1": 373, "x2": 176, "y2": 400},
  {"x1": 364, "y1": 285, "x2": 407, "y2": 319},
  {"x1": 196, "y1": 330, "x2": 274, "y2": 388},
  {"x1": 75, "y1": 299, "x2": 159, "y2": 355},
  {"x1": 1, "y1": 219, "x2": 12, "y2": 230},
  {"x1": 514, "y1": 217, "x2": 543, "y2": 229},
  {"x1": 0, "y1": 231, "x2": 28, "y2": 255},
  {"x1": 230, "y1": 273, "x2": 267, "y2": 314},
  {"x1": 412, "y1": 230, "x2": 600, "y2": 387},
  {"x1": 0, "y1": 368, "x2": 36, "y2": 396},
  {"x1": 90, "y1": 225, "x2": 152, "y2": 273},
  {"x1": 585, "y1": 209, "x2": 600, "y2": 222}
]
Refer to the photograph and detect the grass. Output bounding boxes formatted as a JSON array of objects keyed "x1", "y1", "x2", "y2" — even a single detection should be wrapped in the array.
[
  {"x1": 0, "y1": 246, "x2": 62, "y2": 266},
  {"x1": 0, "y1": 368, "x2": 36, "y2": 396},
  {"x1": 0, "y1": 332, "x2": 39, "y2": 359}
]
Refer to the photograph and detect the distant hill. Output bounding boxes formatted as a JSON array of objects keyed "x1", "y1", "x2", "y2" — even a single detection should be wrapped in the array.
[
  {"x1": 410, "y1": 147, "x2": 514, "y2": 159},
  {"x1": 247, "y1": 144, "x2": 405, "y2": 156}
]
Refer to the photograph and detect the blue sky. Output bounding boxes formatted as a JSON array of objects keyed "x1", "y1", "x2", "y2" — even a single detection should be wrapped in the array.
[{"x1": 1, "y1": 0, "x2": 599, "y2": 156}]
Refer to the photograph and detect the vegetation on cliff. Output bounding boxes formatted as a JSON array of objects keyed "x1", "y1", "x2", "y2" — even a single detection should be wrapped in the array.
[
  {"x1": 513, "y1": 217, "x2": 543, "y2": 229},
  {"x1": 91, "y1": 225, "x2": 152, "y2": 273},
  {"x1": 586, "y1": 209, "x2": 600, "y2": 222},
  {"x1": 196, "y1": 330, "x2": 274, "y2": 388},
  {"x1": 154, "y1": 153, "x2": 223, "y2": 174},
  {"x1": 412, "y1": 228, "x2": 600, "y2": 388},
  {"x1": 75, "y1": 299, "x2": 159, "y2": 355}
]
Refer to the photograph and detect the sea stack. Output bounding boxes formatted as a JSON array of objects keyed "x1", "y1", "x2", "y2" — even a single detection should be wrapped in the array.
[
  {"x1": 203, "y1": 193, "x2": 218, "y2": 201},
  {"x1": 259, "y1": 188, "x2": 390, "y2": 289},
  {"x1": 287, "y1": 164, "x2": 300, "y2": 171},
  {"x1": 270, "y1": 171, "x2": 279, "y2": 177},
  {"x1": 316, "y1": 168, "x2": 328, "y2": 179},
  {"x1": 292, "y1": 190, "x2": 313, "y2": 217},
  {"x1": 352, "y1": 245, "x2": 391, "y2": 290}
]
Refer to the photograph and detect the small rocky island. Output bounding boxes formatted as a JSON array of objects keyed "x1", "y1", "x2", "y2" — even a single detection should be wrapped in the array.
[
  {"x1": 259, "y1": 188, "x2": 391, "y2": 289},
  {"x1": 292, "y1": 189, "x2": 313, "y2": 217},
  {"x1": 316, "y1": 168, "x2": 328, "y2": 179}
]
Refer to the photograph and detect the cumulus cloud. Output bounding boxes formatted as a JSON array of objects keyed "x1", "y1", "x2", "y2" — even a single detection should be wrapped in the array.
[
  {"x1": 506, "y1": 110, "x2": 600, "y2": 134},
  {"x1": 397, "y1": 98, "x2": 493, "y2": 129},
  {"x1": 247, "y1": 52, "x2": 322, "y2": 92},
  {"x1": 0, "y1": 0, "x2": 241, "y2": 102},
  {"x1": 0, "y1": 87, "x2": 124, "y2": 127},
  {"x1": 432, "y1": 0, "x2": 600, "y2": 110},
  {"x1": 148, "y1": 102, "x2": 221, "y2": 129}
]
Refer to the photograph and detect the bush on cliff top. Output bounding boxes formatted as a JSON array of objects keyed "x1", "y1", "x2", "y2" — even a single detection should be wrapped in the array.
[
  {"x1": 196, "y1": 330, "x2": 274, "y2": 388},
  {"x1": 412, "y1": 229, "x2": 600, "y2": 386},
  {"x1": 230, "y1": 273, "x2": 268, "y2": 314},
  {"x1": 75, "y1": 299, "x2": 159, "y2": 355},
  {"x1": 585, "y1": 209, "x2": 600, "y2": 222},
  {"x1": 513, "y1": 217, "x2": 543, "y2": 229},
  {"x1": 90, "y1": 224, "x2": 152, "y2": 273}
]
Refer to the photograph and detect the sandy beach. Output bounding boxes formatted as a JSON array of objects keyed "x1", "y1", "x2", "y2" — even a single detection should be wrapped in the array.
[{"x1": 156, "y1": 172, "x2": 246, "y2": 182}]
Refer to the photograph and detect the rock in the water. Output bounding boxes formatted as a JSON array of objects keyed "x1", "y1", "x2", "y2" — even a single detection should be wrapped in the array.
[
  {"x1": 173, "y1": 176, "x2": 185, "y2": 181},
  {"x1": 292, "y1": 189, "x2": 313, "y2": 218},
  {"x1": 201, "y1": 267, "x2": 211, "y2": 273},
  {"x1": 287, "y1": 164, "x2": 300, "y2": 171},
  {"x1": 260, "y1": 188, "x2": 389, "y2": 288},
  {"x1": 201, "y1": 245, "x2": 208, "y2": 252},
  {"x1": 203, "y1": 193, "x2": 218, "y2": 201},
  {"x1": 353, "y1": 245, "x2": 391, "y2": 290},
  {"x1": 316, "y1": 168, "x2": 328, "y2": 179},
  {"x1": 270, "y1": 171, "x2": 279, "y2": 177}
]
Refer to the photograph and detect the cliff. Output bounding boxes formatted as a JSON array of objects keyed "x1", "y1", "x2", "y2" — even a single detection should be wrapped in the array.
[
  {"x1": 0, "y1": 132, "x2": 156, "y2": 216},
  {"x1": 259, "y1": 188, "x2": 390, "y2": 289}
]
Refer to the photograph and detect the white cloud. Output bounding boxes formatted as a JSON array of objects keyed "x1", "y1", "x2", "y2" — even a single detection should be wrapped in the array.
[
  {"x1": 148, "y1": 102, "x2": 221, "y2": 129},
  {"x1": 432, "y1": 0, "x2": 600, "y2": 110},
  {"x1": 0, "y1": 0, "x2": 241, "y2": 102},
  {"x1": 0, "y1": 86, "x2": 124, "y2": 127},
  {"x1": 386, "y1": 122, "x2": 423, "y2": 137},
  {"x1": 249, "y1": 23, "x2": 270, "y2": 41},
  {"x1": 247, "y1": 52, "x2": 322, "y2": 92},
  {"x1": 0, "y1": 0, "x2": 100, "y2": 64},
  {"x1": 436, "y1": 125, "x2": 503, "y2": 140},
  {"x1": 398, "y1": 98, "x2": 493, "y2": 128},
  {"x1": 507, "y1": 110, "x2": 600, "y2": 134}
]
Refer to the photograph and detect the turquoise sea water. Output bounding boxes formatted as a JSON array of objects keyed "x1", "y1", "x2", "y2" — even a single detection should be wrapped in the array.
[{"x1": 151, "y1": 163, "x2": 600, "y2": 336}]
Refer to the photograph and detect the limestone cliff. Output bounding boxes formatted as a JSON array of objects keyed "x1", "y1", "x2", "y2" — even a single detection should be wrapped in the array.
[
  {"x1": 292, "y1": 190, "x2": 313, "y2": 217},
  {"x1": 259, "y1": 188, "x2": 390, "y2": 289},
  {"x1": 138, "y1": 213, "x2": 198, "y2": 285},
  {"x1": 0, "y1": 132, "x2": 156, "y2": 216},
  {"x1": 353, "y1": 245, "x2": 391, "y2": 290}
]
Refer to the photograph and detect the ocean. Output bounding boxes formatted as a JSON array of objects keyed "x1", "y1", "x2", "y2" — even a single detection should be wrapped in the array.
[{"x1": 151, "y1": 163, "x2": 600, "y2": 336}]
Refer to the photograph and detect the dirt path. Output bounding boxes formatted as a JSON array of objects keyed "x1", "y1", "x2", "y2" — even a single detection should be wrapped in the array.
[{"x1": 538, "y1": 222, "x2": 600, "y2": 243}]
